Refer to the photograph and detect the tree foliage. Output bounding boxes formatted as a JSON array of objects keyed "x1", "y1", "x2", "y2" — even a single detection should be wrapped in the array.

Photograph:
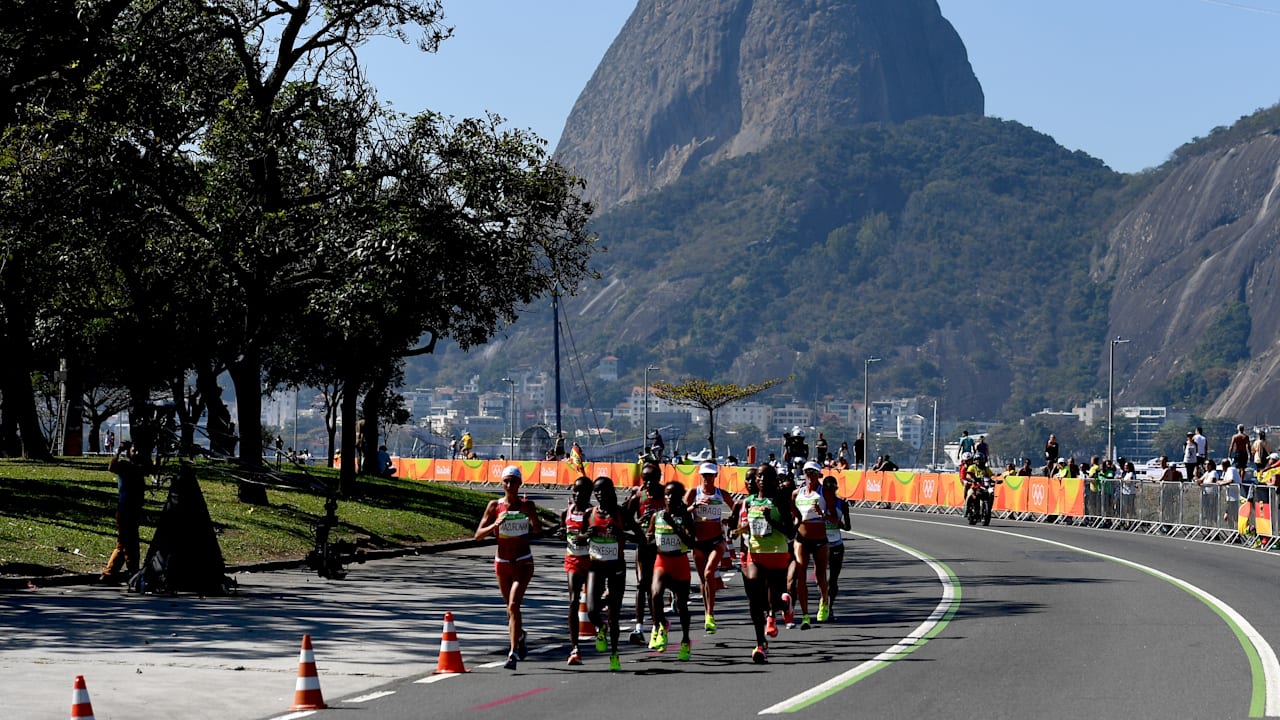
[{"x1": 651, "y1": 377, "x2": 783, "y2": 459}]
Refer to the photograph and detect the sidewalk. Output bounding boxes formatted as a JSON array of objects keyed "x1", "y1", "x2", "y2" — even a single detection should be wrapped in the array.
[{"x1": 0, "y1": 541, "x2": 567, "y2": 720}]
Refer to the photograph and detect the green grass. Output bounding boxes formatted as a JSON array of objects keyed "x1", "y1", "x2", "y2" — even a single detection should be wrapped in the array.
[{"x1": 0, "y1": 457, "x2": 496, "y2": 578}]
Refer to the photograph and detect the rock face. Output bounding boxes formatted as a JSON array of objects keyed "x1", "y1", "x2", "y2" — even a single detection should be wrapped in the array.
[
  {"x1": 555, "y1": 0, "x2": 984, "y2": 210},
  {"x1": 1102, "y1": 132, "x2": 1280, "y2": 421}
]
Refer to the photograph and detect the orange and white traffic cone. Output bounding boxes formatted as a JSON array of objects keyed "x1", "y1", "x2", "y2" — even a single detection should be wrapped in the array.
[
  {"x1": 70, "y1": 675, "x2": 95, "y2": 719},
  {"x1": 576, "y1": 599, "x2": 597, "y2": 642},
  {"x1": 288, "y1": 634, "x2": 328, "y2": 711},
  {"x1": 434, "y1": 611, "x2": 470, "y2": 674}
]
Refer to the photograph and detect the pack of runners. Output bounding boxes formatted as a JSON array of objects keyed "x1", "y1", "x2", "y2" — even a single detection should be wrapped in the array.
[{"x1": 474, "y1": 460, "x2": 852, "y2": 670}]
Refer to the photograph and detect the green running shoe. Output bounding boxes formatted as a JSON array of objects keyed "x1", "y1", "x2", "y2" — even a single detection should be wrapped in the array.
[
  {"x1": 677, "y1": 642, "x2": 691, "y2": 661},
  {"x1": 800, "y1": 614, "x2": 812, "y2": 631},
  {"x1": 652, "y1": 624, "x2": 668, "y2": 652},
  {"x1": 609, "y1": 653, "x2": 622, "y2": 672},
  {"x1": 817, "y1": 600, "x2": 830, "y2": 623},
  {"x1": 595, "y1": 625, "x2": 607, "y2": 652},
  {"x1": 704, "y1": 614, "x2": 717, "y2": 634}
]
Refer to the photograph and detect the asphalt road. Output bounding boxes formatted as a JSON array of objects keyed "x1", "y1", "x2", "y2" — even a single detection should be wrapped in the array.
[{"x1": 3, "y1": 505, "x2": 1279, "y2": 720}]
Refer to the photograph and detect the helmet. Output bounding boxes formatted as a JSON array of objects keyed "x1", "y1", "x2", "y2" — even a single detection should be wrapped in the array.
[{"x1": 961, "y1": 452, "x2": 973, "y2": 461}]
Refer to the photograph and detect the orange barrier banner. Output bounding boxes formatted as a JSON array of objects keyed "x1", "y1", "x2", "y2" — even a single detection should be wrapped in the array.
[{"x1": 387, "y1": 458, "x2": 1093, "y2": 518}]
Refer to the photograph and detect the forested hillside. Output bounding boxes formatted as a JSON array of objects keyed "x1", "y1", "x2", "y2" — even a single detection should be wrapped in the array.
[{"x1": 411, "y1": 115, "x2": 1131, "y2": 420}]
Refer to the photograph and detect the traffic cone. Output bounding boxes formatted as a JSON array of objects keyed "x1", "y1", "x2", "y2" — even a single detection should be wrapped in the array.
[
  {"x1": 577, "y1": 599, "x2": 598, "y2": 641},
  {"x1": 70, "y1": 675, "x2": 95, "y2": 719},
  {"x1": 288, "y1": 634, "x2": 328, "y2": 711},
  {"x1": 434, "y1": 611, "x2": 470, "y2": 674}
]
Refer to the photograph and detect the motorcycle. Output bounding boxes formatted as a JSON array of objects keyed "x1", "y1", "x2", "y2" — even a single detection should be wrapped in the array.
[{"x1": 964, "y1": 477, "x2": 1001, "y2": 526}]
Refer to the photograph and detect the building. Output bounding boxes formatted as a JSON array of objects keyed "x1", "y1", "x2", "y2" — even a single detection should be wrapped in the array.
[
  {"x1": 771, "y1": 402, "x2": 813, "y2": 435},
  {"x1": 723, "y1": 401, "x2": 771, "y2": 434},
  {"x1": 898, "y1": 414, "x2": 927, "y2": 449},
  {"x1": 597, "y1": 356, "x2": 619, "y2": 382}
]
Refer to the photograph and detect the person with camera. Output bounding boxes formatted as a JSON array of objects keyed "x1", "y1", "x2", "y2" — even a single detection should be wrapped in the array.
[{"x1": 100, "y1": 441, "x2": 148, "y2": 584}]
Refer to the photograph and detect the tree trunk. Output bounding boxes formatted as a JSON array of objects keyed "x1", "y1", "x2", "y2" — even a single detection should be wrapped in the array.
[
  {"x1": 228, "y1": 352, "x2": 262, "y2": 466},
  {"x1": 707, "y1": 409, "x2": 717, "y2": 462},
  {"x1": 360, "y1": 371, "x2": 391, "y2": 476},
  {"x1": 61, "y1": 358, "x2": 84, "y2": 456},
  {"x1": 0, "y1": 322, "x2": 51, "y2": 459},
  {"x1": 338, "y1": 380, "x2": 359, "y2": 496}
]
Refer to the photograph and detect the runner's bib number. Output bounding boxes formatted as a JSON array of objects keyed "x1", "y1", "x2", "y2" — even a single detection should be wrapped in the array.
[
  {"x1": 589, "y1": 538, "x2": 620, "y2": 562},
  {"x1": 696, "y1": 504, "x2": 723, "y2": 521},
  {"x1": 749, "y1": 517, "x2": 772, "y2": 537},
  {"x1": 498, "y1": 514, "x2": 529, "y2": 538},
  {"x1": 656, "y1": 530, "x2": 683, "y2": 553}
]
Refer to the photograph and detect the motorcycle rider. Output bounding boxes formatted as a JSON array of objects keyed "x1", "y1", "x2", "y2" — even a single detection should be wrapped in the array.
[{"x1": 963, "y1": 454, "x2": 998, "y2": 519}]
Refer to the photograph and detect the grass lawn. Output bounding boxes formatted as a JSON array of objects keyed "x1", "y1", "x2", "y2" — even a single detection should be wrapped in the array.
[{"x1": 0, "y1": 456, "x2": 498, "y2": 578}]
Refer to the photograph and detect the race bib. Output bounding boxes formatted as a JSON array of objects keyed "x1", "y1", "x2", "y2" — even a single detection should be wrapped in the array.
[
  {"x1": 566, "y1": 535, "x2": 589, "y2": 556},
  {"x1": 656, "y1": 531, "x2": 683, "y2": 553},
  {"x1": 749, "y1": 517, "x2": 772, "y2": 537},
  {"x1": 696, "y1": 504, "x2": 723, "y2": 521},
  {"x1": 589, "y1": 538, "x2": 620, "y2": 562},
  {"x1": 498, "y1": 514, "x2": 529, "y2": 538},
  {"x1": 826, "y1": 526, "x2": 843, "y2": 544}
]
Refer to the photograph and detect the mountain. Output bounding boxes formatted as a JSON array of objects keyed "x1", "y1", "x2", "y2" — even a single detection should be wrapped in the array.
[
  {"x1": 554, "y1": 0, "x2": 984, "y2": 211},
  {"x1": 405, "y1": 2, "x2": 1280, "y2": 431},
  {"x1": 1102, "y1": 105, "x2": 1280, "y2": 421}
]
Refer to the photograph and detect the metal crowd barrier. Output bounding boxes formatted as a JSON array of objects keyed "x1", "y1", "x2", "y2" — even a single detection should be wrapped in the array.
[{"x1": 868, "y1": 480, "x2": 1277, "y2": 551}]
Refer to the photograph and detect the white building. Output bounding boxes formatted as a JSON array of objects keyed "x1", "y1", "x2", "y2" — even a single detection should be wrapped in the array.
[
  {"x1": 724, "y1": 402, "x2": 771, "y2": 434},
  {"x1": 771, "y1": 402, "x2": 813, "y2": 435}
]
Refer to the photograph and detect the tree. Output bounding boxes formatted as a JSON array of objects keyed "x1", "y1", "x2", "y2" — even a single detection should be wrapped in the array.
[{"x1": 650, "y1": 377, "x2": 784, "y2": 460}]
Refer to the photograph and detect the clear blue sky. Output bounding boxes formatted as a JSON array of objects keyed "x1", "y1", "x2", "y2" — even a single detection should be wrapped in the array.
[{"x1": 361, "y1": 0, "x2": 1280, "y2": 174}]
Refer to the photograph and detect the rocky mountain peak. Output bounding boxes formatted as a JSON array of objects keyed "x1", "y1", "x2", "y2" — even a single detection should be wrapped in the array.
[{"x1": 554, "y1": 0, "x2": 984, "y2": 210}]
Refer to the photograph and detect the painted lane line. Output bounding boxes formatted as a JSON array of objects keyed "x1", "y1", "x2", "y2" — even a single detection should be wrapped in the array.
[
  {"x1": 346, "y1": 690, "x2": 396, "y2": 703},
  {"x1": 469, "y1": 687, "x2": 551, "y2": 710},
  {"x1": 759, "y1": 532, "x2": 960, "y2": 714},
  {"x1": 477, "y1": 660, "x2": 507, "y2": 669},
  {"x1": 531, "y1": 643, "x2": 563, "y2": 655},
  {"x1": 414, "y1": 673, "x2": 458, "y2": 684},
  {"x1": 266, "y1": 712, "x2": 316, "y2": 720},
  {"x1": 975, "y1": 524, "x2": 1280, "y2": 718},
  {"x1": 869, "y1": 516, "x2": 1280, "y2": 718}
]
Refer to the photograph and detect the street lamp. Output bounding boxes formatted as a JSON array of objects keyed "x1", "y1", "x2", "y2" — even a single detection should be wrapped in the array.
[
  {"x1": 1107, "y1": 337, "x2": 1129, "y2": 462},
  {"x1": 643, "y1": 366, "x2": 659, "y2": 459},
  {"x1": 501, "y1": 377, "x2": 516, "y2": 460},
  {"x1": 863, "y1": 357, "x2": 881, "y2": 470}
]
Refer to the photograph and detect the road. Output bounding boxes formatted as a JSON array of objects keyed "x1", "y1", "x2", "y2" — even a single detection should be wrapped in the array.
[{"x1": 3, "y1": 505, "x2": 1278, "y2": 719}]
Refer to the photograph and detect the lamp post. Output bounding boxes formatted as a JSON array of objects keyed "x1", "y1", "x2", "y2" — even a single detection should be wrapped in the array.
[
  {"x1": 643, "y1": 366, "x2": 658, "y2": 459},
  {"x1": 1107, "y1": 337, "x2": 1129, "y2": 462},
  {"x1": 502, "y1": 377, "x2": 516, "y2": 460},
  {"x1": 863, "y1": 356, "x2": 881, "y2": 470}
]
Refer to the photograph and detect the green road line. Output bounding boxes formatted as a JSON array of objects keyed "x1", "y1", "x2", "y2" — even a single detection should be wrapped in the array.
[{"x1": 758, "y1": 533, "x2": 961, "y2": 714}]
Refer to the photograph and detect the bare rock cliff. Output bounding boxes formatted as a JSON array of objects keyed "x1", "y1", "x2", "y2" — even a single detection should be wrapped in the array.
[
  {"x1": 555, "y1": 0, "x2": 984, "y2": 210},
  {"x1": 1103, "y1": 132, "x2": 1280, "y2": 420}
]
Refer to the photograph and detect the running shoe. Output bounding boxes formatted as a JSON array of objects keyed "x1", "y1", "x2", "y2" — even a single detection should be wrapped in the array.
[
  {"x1": 800, "y1": 614, "x2": 812, "y2": 631},
  {"x1": 781, "y1": 593, "x2": 795, "y2": 625},
  {"x1": 517, "y1": 630, "x2": 528, "y2": 660},
  {"x1": 765, "y1": 616, "x2": 778, "y2": 638},
  {"x1": 677, "y1": 642, "x2": 692, "y2": 661},
  {"x1": 629, "y1": 623, "x2": 645, "y2": 646},
  {"x1": 817, "y1": 600, "x2": 830, "y2": 623},
  {"x1": 704, "y1": 614, "x2": 717, "y2": 634},
  {"x1": 567, "y1": 648, "x2": 583, "y2": 666},
  {"x1": 609, "y1": 653, "x2": 622, "y2": 672},
  {"x1": 652, "y1": 624, "x2": 669, "y2": 652},
  {"x1": 595, "y1": 625, "x2": 607, "y2": 652},
  {"x1": 503, "y1": 652, "x2": 518, "y2": 670},
  {"x1": 751, "y1": 645, "x2": 768, "y2": 664}
]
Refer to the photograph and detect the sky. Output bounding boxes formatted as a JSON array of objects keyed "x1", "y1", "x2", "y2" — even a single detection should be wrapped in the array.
[{"x1": 360, "y1": 0, "x2": 1280, "y2": 174}]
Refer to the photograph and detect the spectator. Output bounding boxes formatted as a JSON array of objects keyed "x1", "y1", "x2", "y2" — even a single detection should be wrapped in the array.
[
  {"x1": 815, "y1": 432, "x2": 829, "y2": 464},
  {"x1": 1251, "y1": 431, "x2": 1270, "y2": 470},
  {"x1": 1196, "y1": 458, "x2": 1223, "y2": 526},
  {"x1": 1220, "y1": 458, "x2": 1242, "y2": 526},
  {"x1": 837, "y1": 441, "x2": 850, "y2": 465},
  {"x1": 1044, "y1": 434, "x2": 1060, "y2": 476},
  {"x1": 650, "y1": 428, "x2": 665, "y2": 462},
  {"x1": 461, "y1": 430, "x2": 474, "y2": 457},
  {"x1": 275, "y1": 435, "x2": 285, "y2": 468},
  {"x1": 1229, "y1": 424, "x2": 1250, "y2": 471},
  {"x1": 853, "y1": 432, "x2": 866, "y2": 470},
  {"x1": 1155, "y1": 455, "x2": 1182, "y2": 483},
  {"x1": 1085, "y1": 455, "x2": 1103, "y2": 516},
  {"x1": 1183, "y1": 433, "x2": 1199, "y2": 480},
  {"x1": 100, "y1": 442, "x2": 147, "y2": 583},
  {"x1": 449, "y1": 435, "x2": 459, "y2": 459},
  {"x1": 554, "y1": 431, "x2": 566, "y2": 459},
  {"x1": 959, "y1": 430, "x2": 976, "y2": 458},
  {"x1": 873, "y1": 455, "x2": 898, "y2": 471},
  {"x1": 1193, "y1": 426, "x2": 1208, "y2": 475},
  {"x1": 1119, "y1": 460, "x2": 1139, "y2": 521},
  {"x1": 376, "y1": 444, "x2": 396, "y2": 478},
  {"x1": 975, "y1": 435, "x2": 990, "y2": 462},
  {"x1": 1017, "y1": 458, "x2": 1033, "y2": 476}
]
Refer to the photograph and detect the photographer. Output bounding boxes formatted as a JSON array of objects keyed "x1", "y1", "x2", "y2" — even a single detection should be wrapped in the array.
[{"x1": 100, "y1": 441, "x2": 147, "y2": 583}]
